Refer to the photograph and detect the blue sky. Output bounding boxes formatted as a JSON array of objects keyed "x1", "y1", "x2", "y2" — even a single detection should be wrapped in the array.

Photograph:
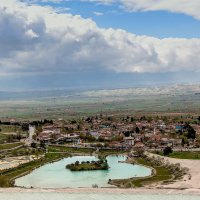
[
  {"x1": 0, "y1": 0, "x2": 200, "y2": 91},
  {"x1": 33, "y1": 0, "x2": 200, "y2": 38}
]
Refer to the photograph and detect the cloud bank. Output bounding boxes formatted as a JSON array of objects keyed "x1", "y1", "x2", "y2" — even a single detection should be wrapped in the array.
[
  {"x1": 22, "y1": 0, "x2": 200, "y2": 20},
  {"x1": 0, "y1": 0, "x2": 200, "y2": 77},
  {"x1": 83, "y1": 0, "x2": 200, "y2": 20},
  {"x1": 122, "y1": 0, "x2": 200, "y2": 21}
]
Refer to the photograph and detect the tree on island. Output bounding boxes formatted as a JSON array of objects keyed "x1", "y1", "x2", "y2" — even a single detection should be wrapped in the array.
[
  {"x1": 75, "y1": 161, "x2": 80, "y2": 165},
  {"x1": 66, "y1": 156, "x2": 109, "y2": 171}
]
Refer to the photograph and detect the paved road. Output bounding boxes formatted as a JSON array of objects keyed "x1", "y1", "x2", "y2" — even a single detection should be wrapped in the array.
[
  {"x1": 29, "y1": 126, "x2": 35, "y2": 140},
  {"x1": 24, "y1": 126, "x2": 35, "y2": 145}
]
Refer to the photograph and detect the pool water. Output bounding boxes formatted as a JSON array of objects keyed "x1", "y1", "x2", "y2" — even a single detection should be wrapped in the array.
[{"x1": 15, "y1": 155, "x2": 152, "y2": 188}]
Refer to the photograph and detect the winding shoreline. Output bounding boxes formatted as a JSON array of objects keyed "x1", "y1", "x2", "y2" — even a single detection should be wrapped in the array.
[
  {"x1": 2, "y1": 152, "x2": 200, "y2": 195},
  {"x1": 108, "y1": 157, "x2": 156, "y2": 187}
]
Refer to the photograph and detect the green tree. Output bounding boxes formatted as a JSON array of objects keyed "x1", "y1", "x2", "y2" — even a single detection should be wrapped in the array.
[
  {"x1": 181, "y1": 137, "x2": 189, "y2": 146},
  {"x1": 163, "y1": 146, "x2": 173, "y2": 156},
  {"x1": 184, "y1": 123, "x2": 196, "y2": 139},
  {"x1": 135, "y1": 127, "x2": 140, "y2": 133},
  {"x1": 75, "y1": 161, "x2": 79, "y2": 165},
  {"x1": 31, "y1": 142, "x2": 37, "y2": 148},
  {"x1": 77, "y1": 124, "x2": 81, "y2": 130},
  {"x1": 32, "y1": 134, "x2": 37, "y2": 140},
  {"x1": 131, "y1": 117, "x2": 135, "y2": 122}
]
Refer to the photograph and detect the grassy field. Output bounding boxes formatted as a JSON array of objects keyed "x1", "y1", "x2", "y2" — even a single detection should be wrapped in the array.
[
  {"x1": 0, "y1": 92, "x2": 200, "y2": 120},
  {"x1": 0, "y1": 125, "x2": 27, "y2": 144},
  {"x1": 0, "y1": 134, "x2": 8, "y2": 144},
  {"x1": 0, "y1": 142, "x2": 23, "y2": 150},
  {"x1": 48, "y1": 145, "x2": 95, "y2": 154},
  {"x1": 0, "y1": 125, "x2": 26, "y2": 134},
  {"x1": 153, "y1": 151, "x2": 200, "y2": 160},
  {"x1": 98, "y1": 149, "x2": 128, "y2": 156},
  {"x1": 48, "y1": 145, "x2": 128, "y2": 156}
]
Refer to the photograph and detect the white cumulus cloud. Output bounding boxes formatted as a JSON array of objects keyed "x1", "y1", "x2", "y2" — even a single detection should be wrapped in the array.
[
  {"x1": 120, "y1": 0, "x2": 200, "y2": 20},
  {"x1": 93, "y1": 11, "x2": 104, "y2": 16},
  {"x1": 81, "y1": 0, "x2": 200, "y2": 20},
  {"x1": 81, "y1": 0, "x2": 115, "y2": 5},
  {"x1": 0, "y1": 0, "x2": 200, "y2": 77}
]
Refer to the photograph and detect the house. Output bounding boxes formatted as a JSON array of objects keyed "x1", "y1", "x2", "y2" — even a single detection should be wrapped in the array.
[
  {"x1": 170, "y1": 139, "x2": 182, "y2": 147},
  {"x1": 133, "y1": 141, "x2": 145, "y2": 150},
  {"x1": 64, "y1": 134, "x2": 80, "y2": 144},
  {"x1": 90, "y1": 131, "x2": 100, "y2": 139},
  {"x1": 124, "y1": 136, "x2": 135, "y2": 146},
  {"x1": 175, "y1": 125, "x2": 185, "y2": 132},
  {"x1": 36, "y1": 132, "x2": 52, "y2": 143},
  {"x1": 161, "y1": 138, "x2": 173, "y2": 147}
]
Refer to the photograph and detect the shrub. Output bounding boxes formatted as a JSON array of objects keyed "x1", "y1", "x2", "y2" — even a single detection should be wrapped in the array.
[
  {"x1": 75, "y1": 161, "x2": 79, "y2": 165},
  {"x1": 163, "y1": 147, "x2": 173, "y2": 156},
  {"x1": 92, "y1": 184, "x2": 98, "y2": 188}
]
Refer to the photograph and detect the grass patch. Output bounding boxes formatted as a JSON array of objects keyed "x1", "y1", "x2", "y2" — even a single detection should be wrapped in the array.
[
  {"x1": 0, "y1": 142, "x2": 23, "y2": 150},
  {"x1": 153, "y1": 151, "x2": 200, "y2": 160},
  {"x1": 0, "y1": 134, "x2": 7, "y2": 144},
  {"x1": 132, "y1": 158, "x2": 172, "y2": 187},
  {"x1": 0, "y1": 176, "x2": 10, "y2": 187},
  {"x1": 48, "y1": 145, "x2": 95, "y2": 154},
  {"x1": 48, "y1": 146, "x2": 128, "y2": 156},
  {"x1": 98, "y1": 149, "x2": 128, "y2": 156},
  {"x1": 0, "y1": 125, "x2": 26, "y2": 134}
]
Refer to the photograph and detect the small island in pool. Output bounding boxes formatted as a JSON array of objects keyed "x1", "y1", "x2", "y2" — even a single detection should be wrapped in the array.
[{"x1": 66, "y1": 157, "x2": 109, "y2": 171}]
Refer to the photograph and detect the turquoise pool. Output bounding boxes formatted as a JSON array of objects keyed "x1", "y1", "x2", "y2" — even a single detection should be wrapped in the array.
[{"x1": 15, "y1": 155, "x2": 152, "y2": 188}]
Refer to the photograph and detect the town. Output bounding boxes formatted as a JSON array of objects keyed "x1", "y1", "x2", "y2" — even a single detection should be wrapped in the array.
[{"x1": 1, "y1": 114, "x2": 199, "y2": 152}]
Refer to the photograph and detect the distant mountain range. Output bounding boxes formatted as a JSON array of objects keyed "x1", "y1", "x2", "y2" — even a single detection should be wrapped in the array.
[
  {"x1": 82, "y1": 84, "x2": 200, "y2": 97},
  {"x1": 0, "y1": 84, "x2": 200, "y2": 101}
]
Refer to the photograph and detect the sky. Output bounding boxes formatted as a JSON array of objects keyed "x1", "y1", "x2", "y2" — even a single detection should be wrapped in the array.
[{"x1": 0, "y1": 0, "x2": 200, "y2": 91}]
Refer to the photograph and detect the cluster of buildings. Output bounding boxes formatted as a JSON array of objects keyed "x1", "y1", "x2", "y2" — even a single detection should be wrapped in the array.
[
  {"x1": 36, "y1": 126, "x2": 80, "y2": 144},
  {"x1": 34, "y1": 116, "x2": 200, "y2": 150}
]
